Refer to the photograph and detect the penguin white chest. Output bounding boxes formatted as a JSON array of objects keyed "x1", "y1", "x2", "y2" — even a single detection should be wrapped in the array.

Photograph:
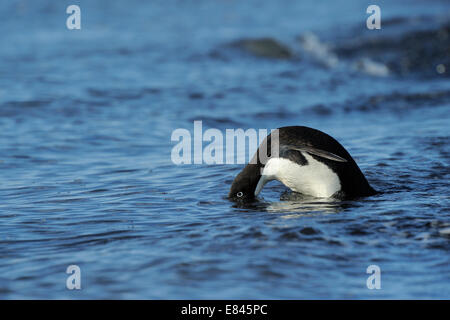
[{"x1": 256, "y1": 153, "x2": 342, "y2": 198}]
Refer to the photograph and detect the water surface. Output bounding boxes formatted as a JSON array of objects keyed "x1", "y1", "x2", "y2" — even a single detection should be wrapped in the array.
[{"x1": 0, "y1": 0, "x2": 449, "y2": 299}]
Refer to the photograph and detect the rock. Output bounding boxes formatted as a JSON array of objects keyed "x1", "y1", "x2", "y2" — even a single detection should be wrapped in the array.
[
  {"x1": 233, "y1": 37, "x2": 293, "y2": 59},
  {"x1": 335, "y1": 22, "x2": 450, "y2": 77}
]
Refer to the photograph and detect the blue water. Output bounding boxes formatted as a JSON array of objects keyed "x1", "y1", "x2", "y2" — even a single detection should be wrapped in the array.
[{"x1": 0, "y1": 0, "x2": 449, "y2": 299}]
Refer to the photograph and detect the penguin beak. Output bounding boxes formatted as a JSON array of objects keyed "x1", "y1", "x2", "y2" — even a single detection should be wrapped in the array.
[{"x1": 254, "y1": 175, "x2": 272, "y2": 196}]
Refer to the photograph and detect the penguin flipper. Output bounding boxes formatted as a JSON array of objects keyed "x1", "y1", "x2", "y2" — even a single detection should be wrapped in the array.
[{"x1": 282, "y1": 145, "x2": 348, "y2": 163}]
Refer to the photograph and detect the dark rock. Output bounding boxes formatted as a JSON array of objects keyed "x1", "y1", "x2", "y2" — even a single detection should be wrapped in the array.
[
  {"x1": 232, "y1": 37, "x2": 293, "y2": 59},
  {"x1": 335, "y1": 22, "x2": 450, "y2": 77}
]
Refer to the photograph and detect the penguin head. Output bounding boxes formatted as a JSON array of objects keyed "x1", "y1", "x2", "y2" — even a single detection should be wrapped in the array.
[{"x1": 228, "y1": 164, "x2": 261, "y2": 202}]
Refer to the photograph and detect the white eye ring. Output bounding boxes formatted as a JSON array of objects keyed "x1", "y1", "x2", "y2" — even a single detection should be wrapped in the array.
[{"x1": 236, "y1": 192, "x2": 244, "y2": 198}]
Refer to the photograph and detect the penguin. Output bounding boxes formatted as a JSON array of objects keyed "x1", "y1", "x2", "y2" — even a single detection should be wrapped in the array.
[{"x1": 229, "y1": 126, "x2": 376, "y2": 201}]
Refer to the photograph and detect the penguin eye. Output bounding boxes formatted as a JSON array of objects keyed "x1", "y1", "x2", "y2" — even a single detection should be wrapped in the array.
[{"x1": 236, "y1": 192, "x2": 244, "y2": 198}]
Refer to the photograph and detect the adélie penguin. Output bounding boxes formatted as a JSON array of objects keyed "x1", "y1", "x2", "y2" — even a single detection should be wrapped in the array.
[{"x1": 229, "y1": 126, "x2": 377, "y2": 201}]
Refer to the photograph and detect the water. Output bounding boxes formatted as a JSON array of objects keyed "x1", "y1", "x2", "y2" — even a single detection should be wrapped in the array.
[{"x1": 0, "y1": 0, "x2": 449, "y2": 299}]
